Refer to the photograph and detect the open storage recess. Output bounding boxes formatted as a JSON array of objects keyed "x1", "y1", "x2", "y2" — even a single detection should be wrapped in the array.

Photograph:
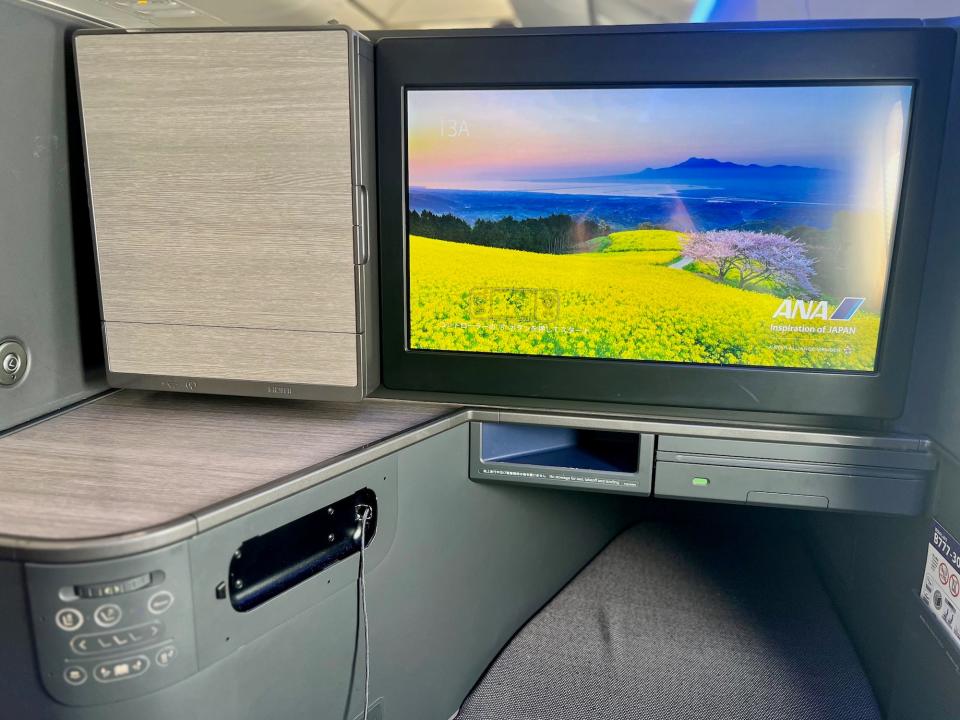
[{"x1": 469, "y1": 417, "x2": 935, "y2": 515}]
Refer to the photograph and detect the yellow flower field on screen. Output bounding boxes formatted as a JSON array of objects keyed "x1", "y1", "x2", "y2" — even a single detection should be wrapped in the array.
[{"x1": 409, "y1": 232, "x2": 880, "y2": 370}]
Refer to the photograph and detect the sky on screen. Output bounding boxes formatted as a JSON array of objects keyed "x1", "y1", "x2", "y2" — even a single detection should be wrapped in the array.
[{"x1": 407, "y1": 85, "x2": 912, "y2": 187}]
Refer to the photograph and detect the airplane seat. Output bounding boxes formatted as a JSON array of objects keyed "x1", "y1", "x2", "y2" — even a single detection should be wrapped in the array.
[{"x1": 459, "y1": 521, "x2": 881, "y2": 720}]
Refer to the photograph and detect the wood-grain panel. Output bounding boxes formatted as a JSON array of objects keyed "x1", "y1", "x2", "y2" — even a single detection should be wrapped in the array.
[
  {"x1": 105, "y1": 322, "x2": 359, "y2": 387},
  {"x1": 76, "y1": 31, "x2": 358, "y2": 333},
  {"x1": 0, "y1": 391, "x2": 453, "y2": 540}
]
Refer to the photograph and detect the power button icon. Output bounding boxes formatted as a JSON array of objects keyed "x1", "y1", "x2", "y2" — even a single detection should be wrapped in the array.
[{"x1": 0, "y1": 339, "x2": 27, "y2": 386}]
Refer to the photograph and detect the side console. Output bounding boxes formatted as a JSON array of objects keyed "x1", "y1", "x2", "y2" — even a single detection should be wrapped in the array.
[
  {"x1": 469, "y1": 417, "x2": 935, "y2": 515},
  {"x1": 21, "y1": 455, "x2": 395, "y2": 707},
  {"x1": 74, "y1": 27, "x2": 378, "y2": 401}
]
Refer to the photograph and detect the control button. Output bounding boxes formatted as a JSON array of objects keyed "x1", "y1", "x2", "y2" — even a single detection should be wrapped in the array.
[
  {"x1": 147, "y1": 590, "x2": 174, "y2": 615},
  {"x1": 123, "y1": 574, "x2": 152, "y2": 593},
  {"x1": 55, "y1": 608, "x2": 84, "y2": 632},
  {"x1": 93, "y1": 655, "x2": 149, "y2": 683},
  {"x1": 93, "y1": 603, "x2": 122, "y2": 628},
  {"x1": 70, "y1": 621, "x2": 164, "y2": 655},
  {"x1": 0, "y1": 339, "x2": 27, "y2": 386},
  {"x1": 76, "y1": 573, "x2": 154, "y2": 599},
  {"x1": 63, "y1": 666, "x2": 88, "y2": 686},
  {"x1": 155, "y1": 645, "x2": 177, "y2": 667}
]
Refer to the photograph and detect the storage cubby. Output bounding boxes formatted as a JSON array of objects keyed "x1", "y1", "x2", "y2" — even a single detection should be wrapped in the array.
[
  {"x1": 470, "y1": 422, "x2": 654, "y2": 496},
  {"x1": 480, "y1": 423, "x2": 640, "y2": 473}
]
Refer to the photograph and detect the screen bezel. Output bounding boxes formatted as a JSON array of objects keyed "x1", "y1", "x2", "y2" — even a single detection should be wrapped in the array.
[{"x1": 377, "y1": 25, "x2": 955, "y2": 417}]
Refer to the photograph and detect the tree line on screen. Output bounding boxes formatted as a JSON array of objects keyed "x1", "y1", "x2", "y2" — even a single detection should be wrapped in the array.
[{"x1": 409, "y1": 210, "x2": 610, "y2": 254}]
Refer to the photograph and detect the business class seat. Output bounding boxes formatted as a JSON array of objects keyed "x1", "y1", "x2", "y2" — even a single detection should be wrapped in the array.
[{"x1": 459, "y1": 522, "x2": 881, "y2": 720}]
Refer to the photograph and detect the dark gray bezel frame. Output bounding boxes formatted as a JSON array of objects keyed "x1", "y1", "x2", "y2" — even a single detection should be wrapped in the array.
[{"x1": 378, "y1": 24, "x2": 956, "y2": 418}]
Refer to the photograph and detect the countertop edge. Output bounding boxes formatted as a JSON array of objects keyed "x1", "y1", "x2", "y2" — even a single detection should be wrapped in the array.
[{"x1": 0, "y1": 405, "x2": 936, "y2": 563}]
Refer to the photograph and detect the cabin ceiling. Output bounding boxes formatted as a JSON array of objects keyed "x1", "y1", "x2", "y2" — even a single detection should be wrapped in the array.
[
  {"x1": 22, "y1": 0, "x2": 960, "y2": 32},
  {"x1": 20, "y1": 0, "x2": 960, "y2": 30}
]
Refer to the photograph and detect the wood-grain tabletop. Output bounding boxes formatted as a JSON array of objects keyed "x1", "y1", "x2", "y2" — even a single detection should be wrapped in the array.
[{"x1": 0, "y1": 391, "x2": 454, "y2": 543}]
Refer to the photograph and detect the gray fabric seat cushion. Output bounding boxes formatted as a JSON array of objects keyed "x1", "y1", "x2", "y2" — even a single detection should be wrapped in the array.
[{"x1": 459, "y1": 521, "x2": 881, "y2": 720}]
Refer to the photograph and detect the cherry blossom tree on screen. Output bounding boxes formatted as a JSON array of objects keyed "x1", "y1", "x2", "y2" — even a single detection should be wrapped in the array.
[{"x1": 683, "y1": 230, "x2": 817, "y2": 294}]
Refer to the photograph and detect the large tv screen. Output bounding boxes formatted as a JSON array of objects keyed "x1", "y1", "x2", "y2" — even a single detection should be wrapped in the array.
[{"x1": 405, "y1": 84, "x2": 912, "y2": 372}]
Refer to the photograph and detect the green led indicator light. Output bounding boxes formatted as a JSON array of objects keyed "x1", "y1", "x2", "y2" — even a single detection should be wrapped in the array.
[{"x1": 692, "y1": 477, "x2": 710, "y2": 487}]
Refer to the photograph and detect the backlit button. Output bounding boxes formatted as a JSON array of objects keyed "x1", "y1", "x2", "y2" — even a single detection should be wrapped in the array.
[
  {"x1": 122, "y1": 574, "x2": 152, "y2": 593},
  {"x1": 55, "y1": 608, "x2": 84, "y2": 632},
  {"x1": 76, "y1": 572, "x2": 153, "y2": 599},
  {"x1": 63, "y1": 666, "x2": 87, "y2": 686},
  {"x1": 93, "y1": 655, "x2": 149, "y2": 683},
  {"x1": 155, "y1": 645, "x2": 176, "y2": 667},
  {"x1": 147, "y1": 590, "x2": 174, "y2": 615},
  {"x1": 93, "y1": 603, "x2": 122, "y2": 628}
]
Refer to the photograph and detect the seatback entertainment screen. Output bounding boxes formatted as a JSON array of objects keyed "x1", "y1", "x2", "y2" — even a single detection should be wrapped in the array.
[{"x1": 406, "y1": 85, "x2": 912, "y2": 372}]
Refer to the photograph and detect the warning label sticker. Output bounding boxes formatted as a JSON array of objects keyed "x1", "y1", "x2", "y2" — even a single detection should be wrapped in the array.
[{"x1": 920, "y1": 519, "x2": 960, "y2": 648}]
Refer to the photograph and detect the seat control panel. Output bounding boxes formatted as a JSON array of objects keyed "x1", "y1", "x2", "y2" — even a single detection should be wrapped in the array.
[{"x1": 26, "y1": 542, "x2": 197, "y2": 706}]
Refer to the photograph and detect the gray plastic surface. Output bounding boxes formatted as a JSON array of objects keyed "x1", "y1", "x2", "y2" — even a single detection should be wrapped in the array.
[
  {"x1": 190, "y1": 455, "x2": 398, "y2": 669},
  {"x1": 0, "y1": 0, "x2": 106, "y2": 433},
  {"x1": 890, "y1": 21, "x2": 960, "y2": 717},
  {"x1": 746, "y1": 491, "x2": 829, "y2": 509},
  {"x1": 656, "y1": 460, "x2": 927, "y2": 515},
  {"x1": 469, "y1": 422, "x2": 654, "y2": 496},
  {"x1": 655, "y1": 433, "x2": 932, "y2": 515},
  {"x1": 888, "y1": 595, "x2": 960, "y2": 719},
  {"x1": 657, "y1": 435, "x2": 935, "y2": 470}
]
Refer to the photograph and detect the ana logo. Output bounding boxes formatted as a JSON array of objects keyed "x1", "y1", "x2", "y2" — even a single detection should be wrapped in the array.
[{"x1": 773, "y1": 297, "x2": 865, "y2": 322}]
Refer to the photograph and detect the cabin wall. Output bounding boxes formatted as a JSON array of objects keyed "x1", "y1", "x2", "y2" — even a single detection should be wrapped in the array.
[
  {"x1": 802, "y1": 19, "x2": 960, "y2": 720},
  {"x1": 0, "y1": 0, "x2": 106, "y2": 433}
]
